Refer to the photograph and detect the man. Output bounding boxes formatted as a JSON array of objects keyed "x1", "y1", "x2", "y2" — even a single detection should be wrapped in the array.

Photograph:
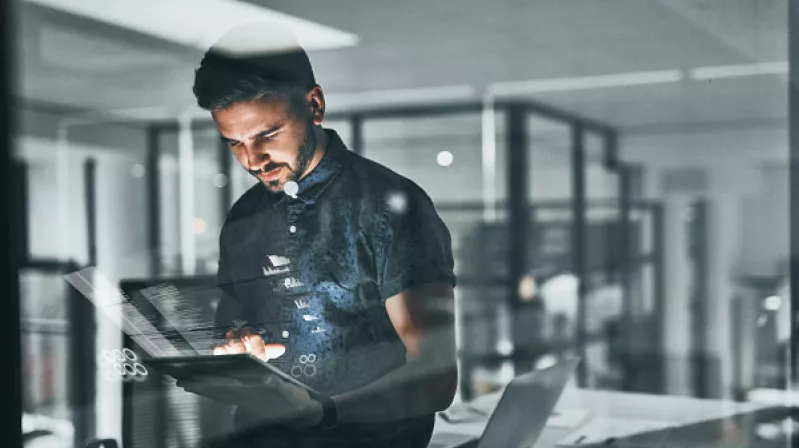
[{"x1": 180, "y1": 24, "x2": 458, "y2": 447}]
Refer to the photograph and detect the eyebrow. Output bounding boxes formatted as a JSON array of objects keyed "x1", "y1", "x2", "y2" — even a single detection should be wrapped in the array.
[{"x1": 220, "y1": 122, "x2": 285, "y2": 144}]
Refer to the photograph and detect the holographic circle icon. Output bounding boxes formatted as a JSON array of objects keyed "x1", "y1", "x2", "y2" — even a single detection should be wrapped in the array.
[
  {"x1": 123, "y1": 348, "x2": 137, "y2": 361},
  {"x1": 112, "y1": 350, "x2": 125, "y2": 362},
  {"x1": 102, "y1": 350, "x2": 116, "y2": 364},
  {"x1": 134, "y1": 363, "x2": 148, "y2": 376},
  {"x1": 291, "y1": 366, "x2": 303, "y2": 378}
]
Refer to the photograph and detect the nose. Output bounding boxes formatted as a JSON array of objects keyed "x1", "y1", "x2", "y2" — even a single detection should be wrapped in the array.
[{"x1": 244, "y1": 146, "x2": 270, "y2": 172}]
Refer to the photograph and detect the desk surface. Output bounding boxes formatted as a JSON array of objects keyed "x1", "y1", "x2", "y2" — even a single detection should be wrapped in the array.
[{"x1": 432, "y1": 387, "x2": 774, "y2": 447}]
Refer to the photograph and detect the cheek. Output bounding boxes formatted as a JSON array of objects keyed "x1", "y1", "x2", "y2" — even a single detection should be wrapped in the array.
[
  {"x1": 231, "y1": 148, "x2": 249, "y2": 167},
  {"x1": 272, "y1": 136, "x2": 303, "y2": 161}
]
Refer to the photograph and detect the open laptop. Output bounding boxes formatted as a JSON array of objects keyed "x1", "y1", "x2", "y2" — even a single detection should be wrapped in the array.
[{"x1": 429, "y1": 357, "x2": 579, "y2": 448}]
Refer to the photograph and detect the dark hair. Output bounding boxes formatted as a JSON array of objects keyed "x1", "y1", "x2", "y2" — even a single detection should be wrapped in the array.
[{"x1": 192, "y1": 25, "x2": 317, "y2": 113}]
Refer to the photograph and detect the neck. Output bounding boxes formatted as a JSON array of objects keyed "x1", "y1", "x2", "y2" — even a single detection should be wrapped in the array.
[{"x1": 298, "y1": 127, "x2": 329, "y2": 181}]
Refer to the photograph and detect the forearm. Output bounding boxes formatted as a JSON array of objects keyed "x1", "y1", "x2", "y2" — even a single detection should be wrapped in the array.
[
  {"x1": 332, "y1": 359, "x2": 457, "y2": 424},
  {"x1": 332, "y1": 283, "x2": 458, "y2": 424}
]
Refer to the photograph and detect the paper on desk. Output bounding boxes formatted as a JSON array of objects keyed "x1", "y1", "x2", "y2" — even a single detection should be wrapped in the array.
[
  {"x1": 442, "y1": 402, "x2": 584, "y2": 428},
  {"x1": 557, "y1": 417, "x2": 674, "y2": 447},
  {"x1": 439, "y1": 405, "x2": 487, "y2": 423},
  {"x1": 546, "y1": 409, "x2": 590, "y2": 428},
  {"x1": 466, "y1": 398, "x2": 499, "y2": 415}
]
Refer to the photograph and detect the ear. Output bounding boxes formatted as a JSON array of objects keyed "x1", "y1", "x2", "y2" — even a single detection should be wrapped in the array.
[{"x1": 307, "y1": 86, "x2": 326, "y2": 125}]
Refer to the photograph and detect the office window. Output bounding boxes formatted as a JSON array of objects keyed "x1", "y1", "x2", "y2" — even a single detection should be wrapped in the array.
[
  {"x1": 528, "y1": 115, "x2": 572, "y2": 201},
  {"x1": 363, "y1": 112, "x2": 501, "y2": 203}
]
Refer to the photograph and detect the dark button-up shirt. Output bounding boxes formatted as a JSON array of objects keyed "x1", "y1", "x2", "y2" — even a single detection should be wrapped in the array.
[{"x1": 216, "y1": 129, "x2": 456, "y2": 446}]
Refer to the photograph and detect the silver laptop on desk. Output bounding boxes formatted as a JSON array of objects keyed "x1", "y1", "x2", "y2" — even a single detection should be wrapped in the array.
[{"x1": 429, "y1": 357, "x2": 579, "y2": 448}]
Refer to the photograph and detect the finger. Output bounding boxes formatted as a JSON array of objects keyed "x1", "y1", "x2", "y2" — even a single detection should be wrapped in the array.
[
  {"x1": 223, "y1": 328, "x2": 247, "y2": 353},
  {"x1": 226, "y1": 341, "x2": 247, "y2": 354},
  {"x1": 264, "y1": 344, "x2": 287, "y2": 361},
  {"x1": 241, "y1": 329, "x2": 267, "y2": 361},
  {"x1": 213, "y1": 345, "x2": 228, "y2": 356},
  {"x1": 225, "y1": 329, "x2": 240, "y2": 341},
  {"x1": 225, "y1": 338, "x2": 247, "y2": 354},
  {"x1": 224, "y1": 329, "x2": 241, "y2": 346}
]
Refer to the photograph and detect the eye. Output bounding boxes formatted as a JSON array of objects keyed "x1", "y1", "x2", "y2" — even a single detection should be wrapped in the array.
[
  {"x1": 259, "y1": 133, "x2": 278, "y2": 141},
  {"x1": 226, "y1": 140, "x2": 240, "y2": 148}
]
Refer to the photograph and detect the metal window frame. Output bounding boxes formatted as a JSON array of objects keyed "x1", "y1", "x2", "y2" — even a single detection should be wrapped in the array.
[
  {"x1": 790, "y1": 0, "x2": 799, "y2": 384},
  {"x1": 2, "y1": 0, "x2": 21, "y2": 444},
  {"x1": 12, "y1": 158, "x2": 98, "y2": 448}
]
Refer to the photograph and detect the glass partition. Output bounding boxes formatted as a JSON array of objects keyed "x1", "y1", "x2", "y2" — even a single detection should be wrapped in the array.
[{"x1": 10, "y1": 1, "x2": 791, "y2": 445}]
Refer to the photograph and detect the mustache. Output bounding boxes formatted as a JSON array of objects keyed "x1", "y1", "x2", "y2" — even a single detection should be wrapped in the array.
[{"x1": 248, "y1": 162, "x2": 286, "y2": 177}]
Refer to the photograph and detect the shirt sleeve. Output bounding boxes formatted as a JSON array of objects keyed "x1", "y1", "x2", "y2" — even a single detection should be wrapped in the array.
[{"x1": 376, "y1": 186, "x2": 457, "y2": 304}]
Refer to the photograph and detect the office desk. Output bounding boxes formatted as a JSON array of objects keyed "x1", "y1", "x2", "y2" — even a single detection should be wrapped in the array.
[{"x1": 432, "y1": 387, "x2": 775, "y2": 447}]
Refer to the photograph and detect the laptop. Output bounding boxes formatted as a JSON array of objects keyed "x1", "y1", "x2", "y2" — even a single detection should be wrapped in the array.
[{"x1": 429, "y1": 357, "x2": 579, "y2": 448}]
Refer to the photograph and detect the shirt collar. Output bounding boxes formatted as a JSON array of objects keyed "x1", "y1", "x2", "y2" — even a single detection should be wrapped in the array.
[{"x1": 270, "y1": 128, "x2": 348, "y2": 206}]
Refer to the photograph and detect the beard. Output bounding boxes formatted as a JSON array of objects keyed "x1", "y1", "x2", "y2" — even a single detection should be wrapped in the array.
[{"x1": 258, "y1": 119, "x2": 318, "y2": 193}]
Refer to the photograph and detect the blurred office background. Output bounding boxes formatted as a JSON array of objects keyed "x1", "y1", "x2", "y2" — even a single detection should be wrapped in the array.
[{"x1": 8, "y1": 0, "x2": 793, "y2": 446}]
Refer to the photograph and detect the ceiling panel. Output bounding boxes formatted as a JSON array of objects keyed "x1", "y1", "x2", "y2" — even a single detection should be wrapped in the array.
[
  {"x1": 13, "y1": 0, "x2": 787, "y2": 132},
  {"x1": 37, "y1": 24, "x2": 178, "y2": 72}
]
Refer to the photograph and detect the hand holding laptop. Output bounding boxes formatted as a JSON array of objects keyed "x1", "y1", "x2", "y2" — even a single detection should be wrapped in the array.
[
  {"x1": 213, "y1": 327, "x2": 286, "y2": 362},
  {"x1": 174, "y1": 327, "x2": 323, "y2": 428}
]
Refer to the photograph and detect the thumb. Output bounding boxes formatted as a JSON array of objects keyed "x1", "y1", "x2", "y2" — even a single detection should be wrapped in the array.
[
  {"x1": 240, "y1": 328, "x2": 266, "y2": 360},
  {"x1": 264, "y1": 344, "x2": 286, "y2": 361}
]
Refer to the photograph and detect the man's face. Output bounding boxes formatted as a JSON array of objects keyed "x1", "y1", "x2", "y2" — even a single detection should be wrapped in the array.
[{"x1": 214, "y1": 96, "x2": 317, "y2": 193}]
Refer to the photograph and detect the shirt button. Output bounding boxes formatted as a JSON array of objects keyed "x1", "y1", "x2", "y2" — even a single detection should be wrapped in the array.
[{"x1": 289, "y1": 225, "x2": 297, "y2": 234}]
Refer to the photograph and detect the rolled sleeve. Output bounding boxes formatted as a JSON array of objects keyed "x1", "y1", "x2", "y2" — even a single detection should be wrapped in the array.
[{"x1": 376, "y1": 187, "x2": 456, "y2": 304}]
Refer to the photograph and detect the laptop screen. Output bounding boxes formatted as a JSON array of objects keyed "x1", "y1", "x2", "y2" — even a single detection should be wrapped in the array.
[{"x1": 477, "y1": 358, "x2": 579, "y2": 448}]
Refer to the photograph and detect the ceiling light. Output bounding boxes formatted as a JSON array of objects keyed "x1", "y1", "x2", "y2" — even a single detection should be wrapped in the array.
[
  {"x1": 25, "y1": 0, "x2": 358, "y2": 53},
  {"x1": 764, "y1": 295, "x2": 782, "y2": 311},
  {"x1": 489, "y1": 69, "x2": 683, "y2": 96},
  {"x1": 436, "y1": 150, "x2": 454, "y2": 167},
  {"x1": 690, "y1": 62, "x2": 788, "y2": 80}
]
